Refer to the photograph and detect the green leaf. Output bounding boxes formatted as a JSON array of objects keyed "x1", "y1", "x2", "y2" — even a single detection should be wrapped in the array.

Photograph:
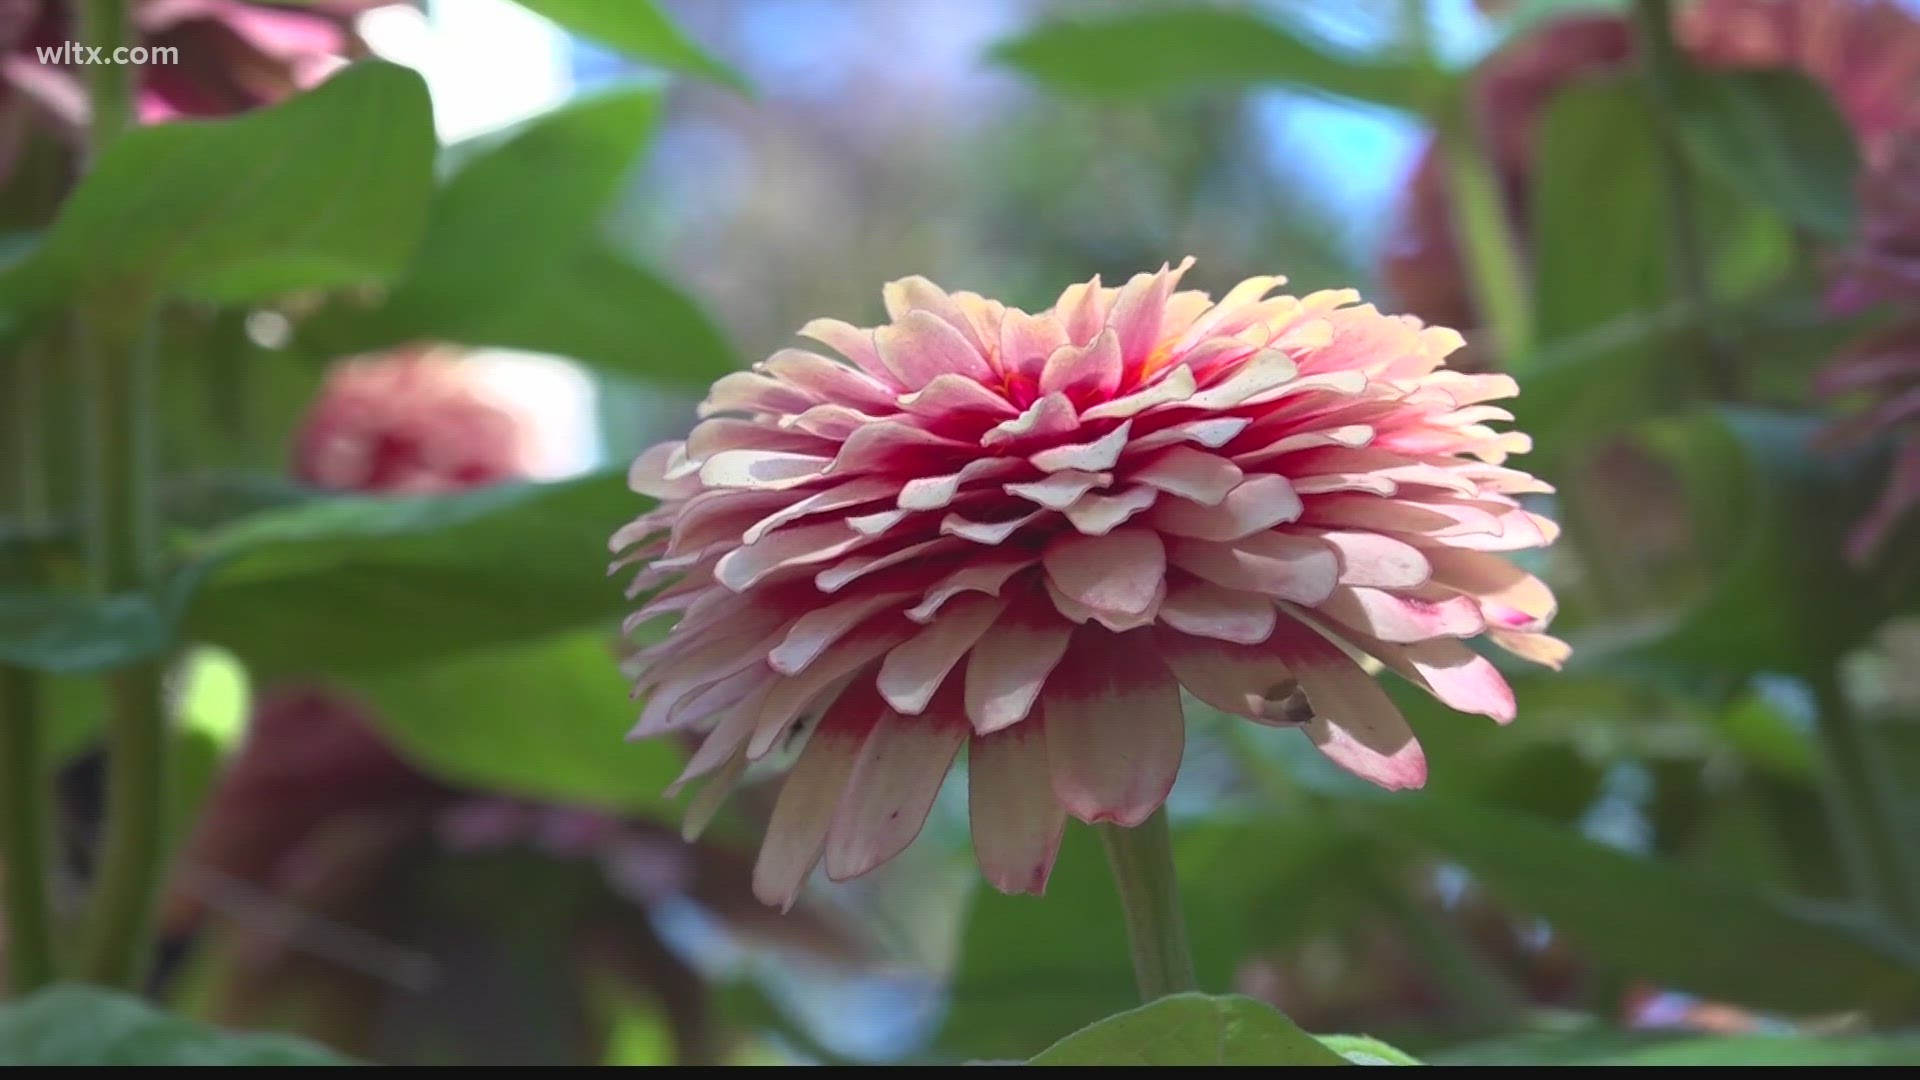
[
  {"x1": 344, "y1": 632, "x2": 681, "y2": 811},
  {"x1": 0, "y1": 591, "x2": 178, "y2": 675},
  {"x1": 1681, "y1": 70, "x2": 1861, "y2": 240},
  {"x1": 1029, "y1": 994, "x2": 1349, "y2": 1066},
  {"x1": 0, "y1": 62, "x2": 435, "y2": 307},
  {"x1": 296, "y1": 90, "x2": 722, "y2": 387},
  {"x1": 511, "y1": 0, "x2": 746, "y2": 90},
  {"x1": 0, "y1": 986, "x2": 351, "y2": 1065},
  {"x1": 371, "y1": 88, "x2": 661, "y2": 341},
  {"x1": 1318, "y1": 1034, "x2": 1424, "y2": 1065},
  {"x1": 993, "y1": 9, "x2": 1447, "y2": 114},
  {"x1": 183, "y1": 470, "x2": 641, "y2": 676},
  {"x1": 435, "y1": 243, "x2": 738, "y2": 388},
  {"x1": 1364, "y1": 797, "x2": 1920, "y2": 1014},
  {"x1": 1630, "y1": 409, "x2": 1886, "y2": 677},
  {"x1": 1523, "y1": 79, "x2": 1673, "y2": 452},
  {"x1": 3, "y1": 471, "x2": 643, "y2": 678}
]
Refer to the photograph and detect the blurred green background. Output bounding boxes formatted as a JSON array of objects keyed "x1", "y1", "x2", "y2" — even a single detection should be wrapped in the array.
[{"x1": 5, "y1": 0, "x2": 1920, "y2": 1066}]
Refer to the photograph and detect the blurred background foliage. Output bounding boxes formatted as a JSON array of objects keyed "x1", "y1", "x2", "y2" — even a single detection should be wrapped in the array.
[{"x1": 4, "y1": 0, "x2": 1920, "y2": 1066}]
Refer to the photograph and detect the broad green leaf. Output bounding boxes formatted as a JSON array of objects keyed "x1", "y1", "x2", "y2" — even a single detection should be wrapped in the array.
[
  {"x1": 368, "y1": 88, "x2": 661, "y2": 343},
  {"x1": 0, "y1": 591, "x2": 180, "y2": 674},
  {"x1": 1318, "y1": 1034, "x2": 1424, "y2": 1065},
  {"x1": 1523, "y1": 79, "x2": 1673, "y2": 457},
  {"x1": 295, "y1": 90, "x2": 717, "y2": 387},
  {"x1": 511, "y1": 0, "x2": 746, "y2": 90},
  {"x1": 1364, "y1": 797, "x2": 1920, "y2": 1014},
  {"x1": 0, "y1": 986, "x2": 351, "y2": 1065},
  {"x1": 344, "y1": 632, "x2": 681, "y2": 811},
  {"x1": 0, "y1": 62, "x2": 435, "y2": 308},
  {"x1": 4, "y1": 471, "x2": 641, "y2": 678},
  {"x1": 434, "y1": 243, "x2": 737, "y2": 388},
  {"x1": 1631, "y1": 410, "x2": 1886, "y2": 676},
  {"x1": 183, "y1": 470, "x2": 641, "y2": 676},
  {"x1": 1681, "y1": 71, "x2": 1860, "y2": 240},
  {"x1": 993, "y1": 9, "x2": 1447, "y2": 114},
  {"x1": 1029, "y1": 994, "x2": 1349, "y2": 1066}
]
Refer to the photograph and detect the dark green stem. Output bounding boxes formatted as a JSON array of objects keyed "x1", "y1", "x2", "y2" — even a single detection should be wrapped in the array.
[
  {"x1": 1095, "y1": 809, "x2": 1198, "y2": 1001},
  {"x1": 1810, "y1": 671, "x2": 1920, "y2": 933},
  {"x1": 3, "y1": 345, "x2": 61, "y2": 990},
  {"x1": 80, "y1": 0, "x2": 136, "y2": 149},
  {"x1": 1439, "y1": 132, "x2": 1533, "y2": 365},
  {"x1": 1, "y1": 667, "x2": 59, "y2": 992},
  {"x1": 75, "y1": 306, "x2": 171, "y2": 990},
  {"x1": 82, "y1": 663, "x2": 170, "y2": 988},
  {"x1": 1633, "y1": 0, "x2": 1736, "y2": 397},
  {"x1": 73, "y1": 0, "x2": 171, "y2": 990}
]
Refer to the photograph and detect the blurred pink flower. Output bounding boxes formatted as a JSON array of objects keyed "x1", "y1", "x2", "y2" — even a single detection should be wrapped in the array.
[
  {"x1": 612, "y1": 262, "x2": 1564, "y2": 908},
  {"x1": 1387, "y1": 0, "x2": 1920, "y2": 561},
  {"x1": 293, "y1": 346, "x2": 539, "y2": 495},
  {"x1": 1384, "y1": 0, "x2": 1920, "y2": 335},
  {"x1": 1, "y1": 0, "x2": 371, "y2": 121}
]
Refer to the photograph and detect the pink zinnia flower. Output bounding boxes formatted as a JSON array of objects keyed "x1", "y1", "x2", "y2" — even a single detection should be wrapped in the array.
[
  {"x1": 293, "y1": 346, "x2": 538, "y2": 494},
  {"x1": 612, "y1": 262, "x2": 1564, "y2": 909}
]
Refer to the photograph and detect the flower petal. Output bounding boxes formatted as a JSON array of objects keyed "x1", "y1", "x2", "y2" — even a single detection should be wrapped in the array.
[
  {"x1": 1145, "y1": 474, "x2": 1302, "y2": 541},
  {"x1": 824, "y1": 704, "x2": 968, "y2": 881},
  {"x1": 875, "y1": 309, "x2": 994, "y2": 389},
  {"x1": 879, "y1": 593, "x2": 1008, "y2": 714},
  {"x1": 1272, "y1": 619, "x2": 1426, "y2": 790},
  {"x1": 1042, "y1": 527, "x2": 1166, "y2": 618},
  {"x1": 964, "y1": 602, "x2": 1074, "y2": 733},
  {"x1": 752, "y1": 681, "x2": 885, "y2": 910},
  {"x1": 1042, "y1": 628, "x2": 1185, "y2": 826},
  {"x1": 969, "y1": 721, "x2": 1067, "y2": 895}
]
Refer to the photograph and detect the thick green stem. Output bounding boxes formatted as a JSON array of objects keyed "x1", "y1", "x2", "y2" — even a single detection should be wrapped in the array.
[
  {"x1": 1, "y1": 668, "x2": 59, "y2": 992},
  {"x1": 75, "y1": 307, "x2": 171, "y2": 990},
  {"x1": 80, "y1": 0, "x2": 136, "y2": 149},
  {"x1": 82, "y1": 664, "x2": 170, "y2": 988},
  {"x1": 3, "y1": 345, "x2": 61, "y2": 991},
  {"x1": 1095, "y1": 809, "x2": 1198, "y2": 1001},
  {"x1": 73, "y1": 0, "x2": 172, "y2": 990},
  {"x1": 1810, "y1": 672, "x2": 1920, "y2": 933},
  {"x1": 1439, "y1": 134, "x2": 1533, "y2": 365},
  {"x1": 1633, "y1": 0, "x2": 1736, "y2": 397}
]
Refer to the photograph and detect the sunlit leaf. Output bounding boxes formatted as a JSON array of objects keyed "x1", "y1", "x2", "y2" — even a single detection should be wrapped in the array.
[
  {"x1": 1029, "y1": 993, "x2": 1349, "y2": 1066},
  {"x1": 354, "y1": 88, "x2": 661, "y2": 344},
  {"x1": 993, "y1": 9, "x2": 1447, "y2": 114},
  {"x1": 511, "y1": 0, "x2": 747, "y2": 90},
  {"x1": 345, "y1": 632, "x2": 681, "y2": 811},
  {"x1": 449, "y1": 242, "x2": 738, "y2": 388},
  {"x1": 0, "y1": 62, "x2": 435, "y2": 308}
]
